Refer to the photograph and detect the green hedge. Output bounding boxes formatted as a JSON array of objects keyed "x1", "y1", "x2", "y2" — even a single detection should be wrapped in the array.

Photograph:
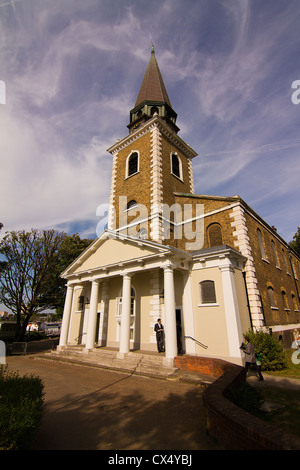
[{"x1": 0, "y1": 365, "x2": 44, "y2": 450}]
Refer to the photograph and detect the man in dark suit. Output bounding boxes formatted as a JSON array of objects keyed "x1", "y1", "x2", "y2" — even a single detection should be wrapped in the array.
[{"x1": 154, "y1": 318, "x2": 165, "y2": 352}]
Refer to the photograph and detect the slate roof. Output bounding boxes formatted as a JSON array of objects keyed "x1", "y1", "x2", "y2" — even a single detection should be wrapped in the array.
[{"x1": 135, "y1": 46, "x2": 172, "y2": 107}]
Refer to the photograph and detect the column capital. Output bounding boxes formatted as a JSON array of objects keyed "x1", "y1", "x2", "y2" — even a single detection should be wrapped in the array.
[
  {"x1": 219, "y1": 264, "x2": 235, "y2": 274},
  {"x1": 122, "y1": 272, "x2": 133, "y2": 279},
  {"x1": 163, "y1": 264, "x2": 174, "y2": 273}
]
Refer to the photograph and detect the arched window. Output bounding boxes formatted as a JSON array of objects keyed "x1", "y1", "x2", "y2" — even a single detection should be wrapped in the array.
[
  {"x1": 292, "y1": 293, "x2": 298, "y2": 311},
  {"x1": 207, "y1": 223, "x2": 223, "y2": 247},
  {"x1": 127, "y1": 152, "x2": 139, "y2": 177},
  {"x1": 271, "y1": 240, "x2": 280, "y2": 267},
  {"x1": 171, "y1": 152, "x2": 181, "y2": 179},
  {"x1": 126, "y1": 200, "x2": 138, "y2": 210},
  {"x1": 257, "y1": 228, "x2": 266, "y2": 259},
  {"x1": 281, "y1": 290, "x2": 289, "y2": 310},
  {"x1": 199, "y1": 280, "x2": 217, "y2": 304},
  {"x1": 282, "y1": 249, "x2": 290, "y2": 274},
  {"x1": 267, "y1": 286, "x2": 276, "y2": 308}
]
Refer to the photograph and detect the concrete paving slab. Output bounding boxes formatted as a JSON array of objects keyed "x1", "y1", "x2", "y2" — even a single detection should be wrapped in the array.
[{"x1": 4, "y1": 355, "x2": 219, "y2": 451}]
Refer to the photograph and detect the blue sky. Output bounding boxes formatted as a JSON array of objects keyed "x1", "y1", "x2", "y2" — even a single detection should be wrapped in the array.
[{"x1": 1, "y1": 0, "x2": 300, "y2": 244}]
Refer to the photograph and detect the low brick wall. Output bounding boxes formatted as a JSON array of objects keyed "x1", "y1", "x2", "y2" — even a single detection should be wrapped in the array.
[
  {"x1": 175, "y1": 355, "x2": 300, "y2": 450},
  {"x1": 174, "y1": 355, "x2": 233, "y2": 378}
]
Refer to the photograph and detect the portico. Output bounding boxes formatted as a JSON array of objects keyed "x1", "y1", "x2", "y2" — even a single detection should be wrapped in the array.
[{"x1": 58, "y1": 231, "x2": 189, "y2": 363}]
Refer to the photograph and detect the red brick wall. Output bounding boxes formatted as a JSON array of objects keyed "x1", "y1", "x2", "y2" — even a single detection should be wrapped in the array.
[{"x1": 175, "y1": 355, "x2": 300, "y2": 450}]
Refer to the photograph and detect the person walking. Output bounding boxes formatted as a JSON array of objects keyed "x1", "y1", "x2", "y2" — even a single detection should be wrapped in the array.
[
  {"x1": 154, "y1": 318, "x2": 165, "y2": 353},
  {"x1": 240, "y1": 336, "x2": 264, "y2": 381}
]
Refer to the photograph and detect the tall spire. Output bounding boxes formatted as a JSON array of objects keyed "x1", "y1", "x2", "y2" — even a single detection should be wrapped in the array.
[
  {"x1": 128, "y1": 47, "x2": 179, "y2": 133},
  {"x1": 134, "y1": 45, "x2": 172, "y2": 108}
]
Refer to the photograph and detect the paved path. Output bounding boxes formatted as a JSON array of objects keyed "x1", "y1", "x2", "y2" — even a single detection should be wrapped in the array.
[
  {"x1": 5, "y1": 355, "x2": 219, "y2": 451},
  {"x1": 247, "y1": 373, "x2": 300, "y2": 390}
]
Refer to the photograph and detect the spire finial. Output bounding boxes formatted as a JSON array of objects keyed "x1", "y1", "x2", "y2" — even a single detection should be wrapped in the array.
[{"x1": 151, "y1": 43, "x2": 155, "y2": 54}]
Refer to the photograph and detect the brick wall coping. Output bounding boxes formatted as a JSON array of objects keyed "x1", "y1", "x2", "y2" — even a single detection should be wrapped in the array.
[{"x1": 175, "y1": 355, "x2": 300, "y2": 450}]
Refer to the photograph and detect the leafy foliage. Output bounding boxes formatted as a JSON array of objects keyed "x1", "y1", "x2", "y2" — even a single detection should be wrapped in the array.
[
  {"x1": 0, "y1": 365, "x2": 44, "y2": 450},
  {"x1": 290, "y1": 226, "x2": 300, "y2": 257},
  {"x1": 244, "y1": 329, "x2": 288, "y2": 371},
  {"x1": 0, "y1": 229, "x2": 93, "y2": 340}
]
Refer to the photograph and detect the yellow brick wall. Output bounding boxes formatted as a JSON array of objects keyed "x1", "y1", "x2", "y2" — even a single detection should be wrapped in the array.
[{"x1": 244, "y1": 212, "x2": 300, "y2": 328}]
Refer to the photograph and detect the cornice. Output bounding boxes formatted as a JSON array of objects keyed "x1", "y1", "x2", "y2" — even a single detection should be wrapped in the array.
[{"x1": 107, "y1": 115, "x2": 198, "y2": 159}]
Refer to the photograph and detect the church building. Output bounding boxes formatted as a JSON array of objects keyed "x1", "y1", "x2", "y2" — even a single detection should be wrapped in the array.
[{"x1": 58, "y1": 47, "x2": 300, "y2": 367}]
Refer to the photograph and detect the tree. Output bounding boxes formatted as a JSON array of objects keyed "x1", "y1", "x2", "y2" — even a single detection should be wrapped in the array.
[
  {"x1": 290, "y1": 227, "x2": 300, "y2": 257},
  {"x1": 0, "y1": 229, "x2": 92, "y2": 341},
  {"x1": 243, "y1": 328, "x2": 287, "y2": 371},
  {"x1": 43, "y1": 233, "x2": 93, "y2": 314}
]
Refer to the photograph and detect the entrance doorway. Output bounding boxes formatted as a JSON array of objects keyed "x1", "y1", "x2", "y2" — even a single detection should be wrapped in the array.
[{"x1": 176, "y1": 308, "x2": 184, "y2": 354}]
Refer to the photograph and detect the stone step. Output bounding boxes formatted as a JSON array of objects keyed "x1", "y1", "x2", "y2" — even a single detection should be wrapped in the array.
[{"x1": 46, "y1": 346, "x2": 177, "y2": 377}]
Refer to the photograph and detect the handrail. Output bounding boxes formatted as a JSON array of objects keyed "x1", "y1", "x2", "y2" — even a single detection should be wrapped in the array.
[
  {"x1": 184, "y1": 335, "x2": 208, "y2": 349},
  {"x1": 74, "y1": 332, "x2": 86, "y2": 343}
]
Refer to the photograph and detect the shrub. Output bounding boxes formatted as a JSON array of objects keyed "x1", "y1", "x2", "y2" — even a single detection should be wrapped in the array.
[
  {"x1": 243, "y1": 329, "x2": 287, "y2": 371},
  {"x1": 0, "y1": 365, "x2": 44, "y2": 450}
]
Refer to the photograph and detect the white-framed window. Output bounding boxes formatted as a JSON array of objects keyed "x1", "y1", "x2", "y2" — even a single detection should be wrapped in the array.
[
  {"x1": 126, "y1": 151, "x2": 139, "y2": 178},
  {"x1": 115, "y1": 287, "x2": 136, "y2": 342},
  {"x1": 126, "y1": 199, "x2": 138, "y2": 211},
  {"x1": 170, "y1": 152, "x2": 183, "y2": 180},
  {"x1": 199, "y1": 280, "x2": 217, "y2": 305}
]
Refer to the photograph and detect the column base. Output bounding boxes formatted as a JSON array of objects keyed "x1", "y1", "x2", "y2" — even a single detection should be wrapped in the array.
[
  {"x1": 116, "y1": 352, "x2": 128, "y2": 359},
  {"x1": 163, "y1": 357, "x2": 174, "y2": 368}
]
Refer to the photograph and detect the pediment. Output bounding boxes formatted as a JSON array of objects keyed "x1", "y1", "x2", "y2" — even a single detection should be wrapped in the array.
[{"x1": 62, "y1": 232, "x2": 170, "y2": 278}]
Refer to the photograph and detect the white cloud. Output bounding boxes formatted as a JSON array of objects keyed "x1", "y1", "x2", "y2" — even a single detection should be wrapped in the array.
[{"x1": 0, "y1": 0, "x2": 299, "y2": 244}]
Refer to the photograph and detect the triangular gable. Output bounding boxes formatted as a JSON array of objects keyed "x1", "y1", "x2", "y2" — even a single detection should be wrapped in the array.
[{"x1": 61, "y1": 231, "x2": 170, "y2": 277}]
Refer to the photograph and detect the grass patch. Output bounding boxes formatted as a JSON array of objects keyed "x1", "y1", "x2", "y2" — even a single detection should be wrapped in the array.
[
  {"x1": 0, "y1": 365, "x2": 44, "y2": 450},
  {"x1": 264, "y1": 349, "x2": 300, "y2": 379}
]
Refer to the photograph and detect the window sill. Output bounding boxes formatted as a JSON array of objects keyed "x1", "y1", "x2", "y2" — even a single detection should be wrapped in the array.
[
  {"x1": 271, "y1": 306, "x2": 279, "y2": 310},
  {"x1": 171, "y1": 172, "x2": 184, "y2": 183},
  {"x1": 262, "y1": 258, "x2": 270, "y2": 264},
  {"x1": 198, "y1": 303, "x2": 219, "y2": 307},
  {"x1": 125, "y1": 171, "x2": 140, "y2": 180}
]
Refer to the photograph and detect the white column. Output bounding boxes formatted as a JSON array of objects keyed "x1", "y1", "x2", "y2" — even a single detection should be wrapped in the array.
[
  {"x1": 58, "y1": 284, "x2": 74, "y2": 348},
  {"x1": 163, "y1": 266, "x2": 177, "y2": 362},
  {"x1": 119, "y1": 273, "x2": 132, "y2": 355},
  {"x1": 182, "y1": 273, "x2": 196, "y2": 355},
  {"x1": 219, "y1": 264, "x2": 243, "y2": 363},
  {"x1": 85, "y1": 280, "x2": 100, "y2": 351}
]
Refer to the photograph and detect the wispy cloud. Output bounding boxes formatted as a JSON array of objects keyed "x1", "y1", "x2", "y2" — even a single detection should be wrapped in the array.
[{"x1": 0, "y1": 0, "x2": 299, "y2": 243}]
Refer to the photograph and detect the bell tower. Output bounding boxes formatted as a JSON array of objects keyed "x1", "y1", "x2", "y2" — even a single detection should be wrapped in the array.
[
  {"x1": 107, "y1": 47, "x2": 198, "y2": 246},
  {"x1": 128, "y1": 45, "x2": 179, "y2": 134}
]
